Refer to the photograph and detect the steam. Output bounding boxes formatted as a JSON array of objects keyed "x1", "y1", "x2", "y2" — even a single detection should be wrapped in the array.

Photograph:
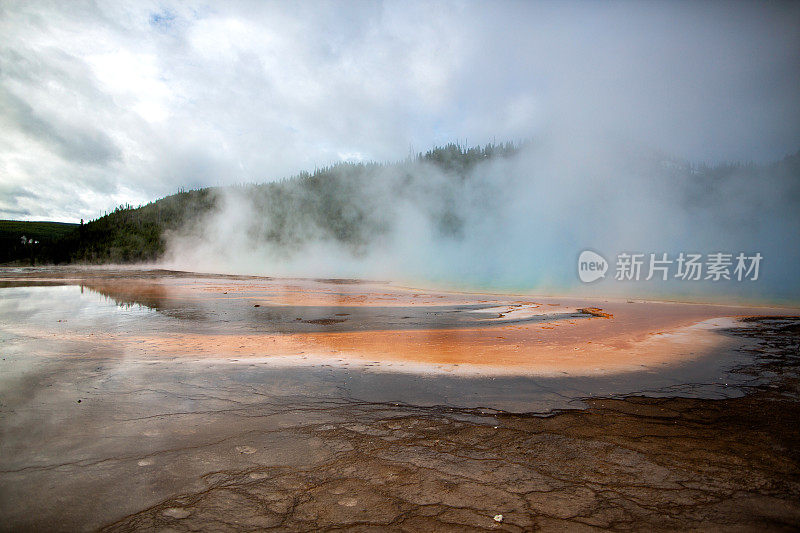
[{"x1": 163, "y1": 134, "x2": 800, "y2": 303}]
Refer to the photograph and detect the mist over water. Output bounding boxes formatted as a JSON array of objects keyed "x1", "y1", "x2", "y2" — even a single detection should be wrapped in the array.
[{"x1": 164, "y1": 134, "x2": 800, "y2": 303}]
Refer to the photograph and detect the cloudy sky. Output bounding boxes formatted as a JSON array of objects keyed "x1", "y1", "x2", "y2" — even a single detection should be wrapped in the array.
[{"x1": 1, "y1": 0, "x2": 799, "y2": 222}]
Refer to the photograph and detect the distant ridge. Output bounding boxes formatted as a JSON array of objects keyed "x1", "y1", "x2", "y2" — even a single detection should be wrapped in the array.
[{"x1": 2, "y1": 142, "x2": 798, "y2": 266}]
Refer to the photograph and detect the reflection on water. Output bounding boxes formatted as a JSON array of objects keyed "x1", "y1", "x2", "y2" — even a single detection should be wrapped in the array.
[
  {"x1": 0, "y1": 284, "x2": 163, "y2": 333},
  {"x1": 0, "y1": 281, "x2": 766, "y2": 413},
  {"x1": 85, "y1": 281, "x2": 587, "y2": 333}
]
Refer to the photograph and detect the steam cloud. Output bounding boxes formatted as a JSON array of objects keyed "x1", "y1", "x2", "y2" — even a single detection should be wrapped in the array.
[{"x1": 164, "y1": 133, "x2": 800, "y2": 303}]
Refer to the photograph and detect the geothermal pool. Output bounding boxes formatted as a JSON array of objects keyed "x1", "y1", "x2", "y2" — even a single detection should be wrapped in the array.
[{"x1": 1, "y1": 267, "x2": 799, "y2": 531}]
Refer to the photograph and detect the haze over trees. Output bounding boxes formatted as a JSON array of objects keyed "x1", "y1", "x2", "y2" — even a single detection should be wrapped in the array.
[{"x1": 2, "y1": 142, "x2": 798, "y2": 269}]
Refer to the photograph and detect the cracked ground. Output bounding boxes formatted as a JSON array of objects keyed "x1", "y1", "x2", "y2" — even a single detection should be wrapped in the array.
[
  {"x1": 101, "y1": 316, "x2": 800, "y2": 532},
  {"x1": 0, "y1": 317, "x2": 795, "y2": 531}
]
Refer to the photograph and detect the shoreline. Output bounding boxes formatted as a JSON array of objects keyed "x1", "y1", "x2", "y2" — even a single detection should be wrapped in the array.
[{"x1": 3, "y1": 264, "x2": 799, "y2": 308}]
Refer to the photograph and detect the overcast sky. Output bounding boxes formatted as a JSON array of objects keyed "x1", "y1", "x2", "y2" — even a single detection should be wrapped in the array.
[{"x1": 1, "y1": 0, "x2": 799, "y2": 222}]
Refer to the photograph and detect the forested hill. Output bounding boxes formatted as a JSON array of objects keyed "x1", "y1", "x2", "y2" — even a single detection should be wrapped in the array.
[
  {"x1": 3, "y1": 142, "x2": 520, "y2": 264},
  {"x1": 0, "y1": 220, "x2": 78, "y2": 264},
  {"x1": 3, "y1": 142, "x2": 798, "y2": 266}
]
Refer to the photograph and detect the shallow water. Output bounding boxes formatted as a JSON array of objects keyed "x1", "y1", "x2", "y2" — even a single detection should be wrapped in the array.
[
  {"x1": 0, "y1": 280, "x2": 770, "y2": 414},
  {"x1": 1, "y1": 268, "x2": 798, "y2": 531}
]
